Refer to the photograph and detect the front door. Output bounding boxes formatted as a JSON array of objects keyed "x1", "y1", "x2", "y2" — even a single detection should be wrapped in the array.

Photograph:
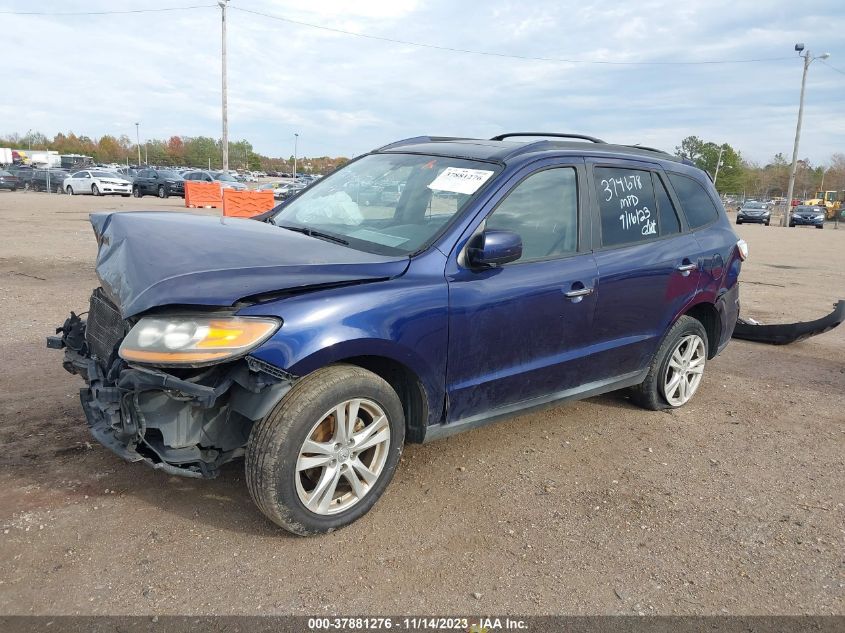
[{"x1": 445, "y1": 160, "x2": 600, "y2": 423}]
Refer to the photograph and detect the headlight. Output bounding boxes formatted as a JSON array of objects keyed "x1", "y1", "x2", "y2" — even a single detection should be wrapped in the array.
[{"x1": 119, "y1": 316, "x2": 280, "y2": 365}]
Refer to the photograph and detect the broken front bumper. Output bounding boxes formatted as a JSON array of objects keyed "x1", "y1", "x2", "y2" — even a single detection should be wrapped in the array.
[{"x1": 48, "y1": 306, "x2": 294, "y2": 478}]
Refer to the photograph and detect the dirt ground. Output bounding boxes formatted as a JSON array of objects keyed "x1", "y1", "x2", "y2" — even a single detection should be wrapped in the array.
[{"x1": 0, "y1": 190, "x2": 842, "y2": 616}]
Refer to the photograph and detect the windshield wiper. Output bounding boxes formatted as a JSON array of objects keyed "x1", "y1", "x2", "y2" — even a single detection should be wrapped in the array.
[{"x1": 277, "y1": 224, "x2": 349, "y2": 246}]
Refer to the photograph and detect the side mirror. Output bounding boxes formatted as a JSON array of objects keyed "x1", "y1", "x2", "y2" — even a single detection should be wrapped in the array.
[{"x1": 466, "y1": 229, "x2": 523, "y2": 268}]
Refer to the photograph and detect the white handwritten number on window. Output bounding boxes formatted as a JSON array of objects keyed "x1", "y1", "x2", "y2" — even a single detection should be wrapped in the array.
[
  {"x1": 601, "y1": 174, "x2": 643, "y2": 202},
  {"x1": 619, "y1": 205, "x2": 656, "y2": 236}
]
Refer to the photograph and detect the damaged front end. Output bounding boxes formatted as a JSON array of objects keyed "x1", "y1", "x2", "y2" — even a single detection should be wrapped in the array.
[{"x1": 47, "y1": 288, "x2": 294, "y2": 478}]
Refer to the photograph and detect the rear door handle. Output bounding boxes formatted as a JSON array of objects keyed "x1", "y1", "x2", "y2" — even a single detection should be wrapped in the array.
[{"x1": 676, "y1": 261, "x2": 698, "y2": 276}]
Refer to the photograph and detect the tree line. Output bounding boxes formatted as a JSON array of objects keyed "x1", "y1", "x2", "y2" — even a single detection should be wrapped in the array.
[
  {"x1": 0, "y1": 131, "x2": 349, "y2": 175},
  {"x1": 675, "y1": 135, "x2": 845, "y2": 200},
  {"x1": 3, "y1": 130, "x2": 842, "y2": 197}
]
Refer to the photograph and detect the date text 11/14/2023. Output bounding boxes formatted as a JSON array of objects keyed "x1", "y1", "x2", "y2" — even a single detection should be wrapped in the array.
[{"x1": 307, "y1": 616, "x2": 528, "y2": 631}]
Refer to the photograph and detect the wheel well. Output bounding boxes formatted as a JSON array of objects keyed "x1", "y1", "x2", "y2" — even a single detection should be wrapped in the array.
[
  {"x1": 684, "y1": 302, "x2": 721, "y2": 359},
  {"x1": 341, "y1": 356, "x2": 429, "y2": 443}
]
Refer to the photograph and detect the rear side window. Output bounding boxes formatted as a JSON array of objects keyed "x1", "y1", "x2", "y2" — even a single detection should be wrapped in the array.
[
  {"x1": 653, "y1": 174, "x2": 681, "y2": 235},
  {"x1": 668, "y1": 173, "x2": 719, "y2": 229},
  {"x1": 595, "y1": 167, "x2": 658, "y2": 247}
]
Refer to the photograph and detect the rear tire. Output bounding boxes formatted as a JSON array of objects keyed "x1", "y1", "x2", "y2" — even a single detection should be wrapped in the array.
[
  {"x1": 66, "y1": 186, "x2": 74, "y2": 195},
  {"x1": 816, "y1": 224, "x2": 824, "y2": 229},
  {"x1": 56, "y1": 184, "x2": 63, "y2": 194},
  {"x1": 736, "y1": 220, "x2": 742, "y2": 225},
  {"x1": 630, "y1": 316, "x2": 709, "y2": 411},
  {"x1": 246, "y1": 364, "x2": 405, "y2": 535}
]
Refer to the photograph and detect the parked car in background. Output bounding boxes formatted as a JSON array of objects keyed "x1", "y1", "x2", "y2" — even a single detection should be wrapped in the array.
[
  {"x1": 736, "y1": 201, "x2": 771, "y2": 225},
  {"x1": 7, "y1": 166, "x2": 35, "y2": 189},
  {"x1": 132, "y1": 168, "x2": 185, "y2": 198},
  {"x1": 789, "y1": 205, "x2": 826, "y2": 229},
  {"x1": 258, "y1": 182, "x2": 290, "y2": 199},
  {"x1": 0, "y1": 170, "x2": 20, "y2": 191},
  {"x1": 63, "y1": 170, "x2": 132, "y2": 196},
  {"x1": 50, "y1": 132, "x2": 745, "y2": 535},
  {"x1": 30, "y1": 169, "x2": 70, "y2": 193},
  {"x1": 183, "y1": 170, "x2": 247, "y2": 191}
]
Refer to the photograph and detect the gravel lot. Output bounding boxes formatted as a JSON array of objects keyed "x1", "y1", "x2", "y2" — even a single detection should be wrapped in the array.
[{"x1": 0, "y1": 190, "x2": 842, "y2": 615}]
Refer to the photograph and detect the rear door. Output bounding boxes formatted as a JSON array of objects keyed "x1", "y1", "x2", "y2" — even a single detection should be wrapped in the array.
[
  {"x1": 445, "y1": 158, "x2": 601, "y2": 422},
  {"x1": 585, "y1": 159, "x2": 702, "y2": 381}
]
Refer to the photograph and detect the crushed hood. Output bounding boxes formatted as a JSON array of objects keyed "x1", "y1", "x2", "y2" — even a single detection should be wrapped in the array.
[{"x1": 91, "y1": 212, "x2": 409, "y2": 317}]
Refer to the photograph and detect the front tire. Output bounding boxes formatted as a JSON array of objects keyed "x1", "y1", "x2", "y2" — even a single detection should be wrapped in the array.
[
  {"x1": 132, "y1": 185, "x2": 142, "y2": 198},
  {"x1": 92, "y1": 184, "x2": 101, "y2": 196},
  {"x1": 630, "y1": 315, "x2": 708, "y2": 411},
  {"x1": 56, "y1": 184, "x2": 64, "y2": 194},
  {"x1": 246, "y1": 364, "x2": 405, "y2": 535},
  {"x1": 158, "y1": 185, "x2": 168, "y2": 199}
]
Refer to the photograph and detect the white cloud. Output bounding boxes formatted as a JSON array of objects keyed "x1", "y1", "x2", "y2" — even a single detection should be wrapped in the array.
[{"x1": 1, "y1": 0, "x2": 843, "y2": 162}]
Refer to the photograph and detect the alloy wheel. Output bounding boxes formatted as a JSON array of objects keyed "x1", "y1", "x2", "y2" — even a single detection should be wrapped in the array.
[
  {"x1": 295, "y1": 398, "x2": 391, "y2": 515},
  {"x1": 663, "y1": 334, "x2": 706, "y2": 407}
]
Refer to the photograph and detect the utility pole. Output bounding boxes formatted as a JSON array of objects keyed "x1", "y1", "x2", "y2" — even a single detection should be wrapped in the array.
[
  {"x1": 220, "y1": 0, "x2": 229, "y2": 171},
  {"x1": 784, "y1": 44, "x2": 830, "y2": 226},
  {"x1": 135, "y1": 122, "x2": 141, "y2": 166},
  {"x1": 293, "y1": 133, "x2": 299, "y2": 180}
]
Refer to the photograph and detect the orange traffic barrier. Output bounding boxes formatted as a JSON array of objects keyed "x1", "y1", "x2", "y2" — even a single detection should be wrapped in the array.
[
  {"x1": 222, "y1": 189, "x2": 276, "y2": 218},
  {"x1": 184, "y1": 181, "x2": 223, "y2": 208}
]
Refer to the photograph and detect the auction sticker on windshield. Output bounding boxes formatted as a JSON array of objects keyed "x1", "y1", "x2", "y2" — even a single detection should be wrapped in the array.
[{"x1": 427, "y1": 167, "x2": 494, "y2": 195}]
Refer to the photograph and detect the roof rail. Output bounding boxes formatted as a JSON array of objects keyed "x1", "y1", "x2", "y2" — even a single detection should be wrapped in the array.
[
  {"x1": 624, "y1": 144, "x2": 672, "y2": 156},
  {"x1": 490, "y1": 132, "x2": 606, "y2": 143}
]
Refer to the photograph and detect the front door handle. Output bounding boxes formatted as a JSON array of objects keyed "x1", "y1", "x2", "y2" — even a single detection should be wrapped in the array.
[{"x1": 564, "y1": 285, "x2": 594, "y2": 303}]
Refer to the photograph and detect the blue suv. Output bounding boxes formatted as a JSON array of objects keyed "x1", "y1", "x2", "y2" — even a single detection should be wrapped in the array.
[{"x1": 50, "y1": 133, "x2": 746, "y2": 534}]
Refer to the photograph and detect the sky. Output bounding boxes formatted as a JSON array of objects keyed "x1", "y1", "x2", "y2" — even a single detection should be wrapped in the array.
[{"x1": 1, "y1": 0, "x2": 844, "y2": 164}]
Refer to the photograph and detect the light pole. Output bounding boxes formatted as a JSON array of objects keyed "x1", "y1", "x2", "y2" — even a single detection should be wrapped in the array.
[
  {"x1": 783, "y1": 44, "x2": 830, "y2": 226},
  {"x1": 135, "y1": 122, "x2": 141, "y2": 166},
  {"x1": 219, "y1": 0, "x2": 229, "y2": 171},
  {"x1": 293, "y1": 133, "x2": 299, "y2": 180},
  {"x1": 713, "y1": 145, "x2": 725, "y2": 187}
]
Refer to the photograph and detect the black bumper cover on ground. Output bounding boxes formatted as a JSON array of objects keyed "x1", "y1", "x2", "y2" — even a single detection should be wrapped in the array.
[{"x1": 732, "y1": 300, "x2": 845, "y2": 345}]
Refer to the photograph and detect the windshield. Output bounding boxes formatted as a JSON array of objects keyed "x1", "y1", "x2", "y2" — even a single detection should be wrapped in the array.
[
  {"x1": 215, "y1": 172, "x2": 237, "y2": 182},
  {"x1": 272, "y1": 153, "x2": 499, "y2": 255},
  {"x1": 159, "y1": 170, "x2": 182, "y2": 179},
  {"x1": 743, "y1": 202, "x2": 767, "y2": 209}
]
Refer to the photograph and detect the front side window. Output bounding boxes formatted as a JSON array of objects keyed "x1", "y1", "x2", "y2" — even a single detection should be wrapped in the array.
[
  {"x1": 484, "y1": 167, "x2": 578, "y2": 262},
  {"x1": 595, "y1": 167, "x2": 658, "y2": 247},
  {"x1": 273, "y1": 153, "x2": 501, "y2": 255},
  {"x1": 668, "y1": 173, "x2": 720, "y2": 229}
]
